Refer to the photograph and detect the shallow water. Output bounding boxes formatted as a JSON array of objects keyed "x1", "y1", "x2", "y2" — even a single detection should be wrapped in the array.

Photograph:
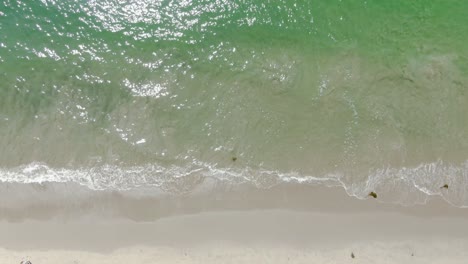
[{"x1": 1, "y1": 0, "x2": 468, "y2": 206}]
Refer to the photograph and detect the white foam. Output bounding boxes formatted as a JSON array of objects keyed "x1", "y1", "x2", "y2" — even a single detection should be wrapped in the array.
[{"x1": 1, "y1": 160, "x2": 468, "y2": 206}]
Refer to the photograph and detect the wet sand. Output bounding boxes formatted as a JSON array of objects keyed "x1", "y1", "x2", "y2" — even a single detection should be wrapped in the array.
[{"x1": 1, "y1": 183, "x2": 468, "y2": 263}]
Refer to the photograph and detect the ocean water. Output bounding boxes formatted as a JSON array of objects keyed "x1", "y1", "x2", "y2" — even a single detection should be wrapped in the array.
[{"x1": 1, "y1": 0, "x2": 468, "y2": 206}]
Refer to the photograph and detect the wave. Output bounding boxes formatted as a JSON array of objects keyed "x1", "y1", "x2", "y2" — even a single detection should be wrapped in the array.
[
  {"x1": 1, "y1": 160, "x2": 468, "y2": 207},
  {"x1": 2, "y1": 1, "x2": 468, "y2": 210}
]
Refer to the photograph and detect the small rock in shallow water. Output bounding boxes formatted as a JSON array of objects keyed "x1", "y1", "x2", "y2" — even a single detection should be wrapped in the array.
[
  {"x1": 368, "y1": 192, "x2": 377, "y2": 198},
  {"x1": 351, "y1": 252, "x2": 355, "y2": 258},
  {"x1": 20, "y1": 261, "x2": 32, "y2": 264},
  {"x1": 440, "y1": 184, "x2": 449, "y2": 189}
]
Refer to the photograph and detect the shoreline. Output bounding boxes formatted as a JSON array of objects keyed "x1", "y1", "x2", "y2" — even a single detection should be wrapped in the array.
[
  {"x1": 1, "y1": 183, "x2": 468, "y2": 263},
  {"x1": 0, "y1": 181, "x2": 467, "y2": 221}
]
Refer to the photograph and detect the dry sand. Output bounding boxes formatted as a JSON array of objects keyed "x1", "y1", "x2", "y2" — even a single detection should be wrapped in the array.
[{"x1": 1, "y1": 183, "x2": 468, "y2": 263}]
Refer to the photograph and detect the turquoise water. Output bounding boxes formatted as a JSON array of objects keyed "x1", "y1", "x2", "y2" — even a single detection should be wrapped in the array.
[{"x1": 1, "y1": 0, "x2": 468, "y2": 206}]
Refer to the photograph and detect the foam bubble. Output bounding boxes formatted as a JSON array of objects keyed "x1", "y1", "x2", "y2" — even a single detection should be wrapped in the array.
[{"x1": 1, "y1": 160, "x2": 468, "y2": 207}]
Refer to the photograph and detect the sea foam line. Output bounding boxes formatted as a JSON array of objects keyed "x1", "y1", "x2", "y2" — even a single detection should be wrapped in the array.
[{"x1": 0, "y1": 160, "x2": 468, "y2": 207}]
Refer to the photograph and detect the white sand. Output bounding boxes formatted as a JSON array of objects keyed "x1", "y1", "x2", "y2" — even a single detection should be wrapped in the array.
[
  {"x1": 2, "y1": 240, "x2": 468, "y2": 264},
  {"x1": 1, "y1": 184, "x2": 468, "y2": 263}
]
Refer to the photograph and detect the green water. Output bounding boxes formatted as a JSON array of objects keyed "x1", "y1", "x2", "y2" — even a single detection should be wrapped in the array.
[{"x1": 1, "y1": 0, "x2": 468, "y2": 205}]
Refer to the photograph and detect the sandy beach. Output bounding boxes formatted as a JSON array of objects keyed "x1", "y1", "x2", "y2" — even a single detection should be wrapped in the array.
[
  {"x1": 3, "y1": 0, "x2": 468, "y2": 263},
  {"x1": 1, "y1": 183, "x2": 468, "y2": 263}
]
